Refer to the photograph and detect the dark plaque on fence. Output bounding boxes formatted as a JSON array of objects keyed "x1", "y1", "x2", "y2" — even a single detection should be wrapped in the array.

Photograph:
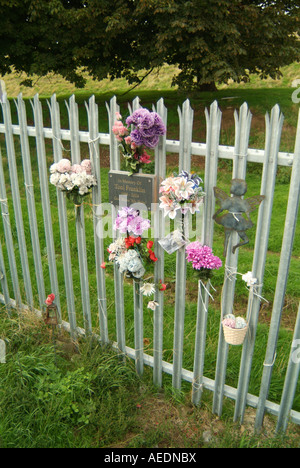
[{"x1": 109, "y1": 170, "x2": 157, "y2": 210}]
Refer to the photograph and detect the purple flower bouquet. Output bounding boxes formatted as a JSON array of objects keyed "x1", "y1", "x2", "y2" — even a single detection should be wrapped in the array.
[
  {"x1": 114, "y1": 207, "x2": 150, "y2": 236},
  {"x1": 112, "y1": 108, "x2": 166, "y2": 175}
]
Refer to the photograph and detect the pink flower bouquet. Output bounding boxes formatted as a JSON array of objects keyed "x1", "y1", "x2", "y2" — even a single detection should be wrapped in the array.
[
  {"x1": 186, "y1": 241, "x2": 222, "y2": 280},
  {"x1": 159, "y1": 171, "x2": 205, "y2": 219}
]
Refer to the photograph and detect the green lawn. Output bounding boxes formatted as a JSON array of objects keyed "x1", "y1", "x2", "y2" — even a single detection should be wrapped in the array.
[{"x1": 0, "y1": 310, "x2": 299, "y2": 448}]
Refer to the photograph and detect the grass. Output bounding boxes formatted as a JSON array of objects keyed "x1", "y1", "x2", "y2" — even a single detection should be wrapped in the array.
[
  {"x1": 0, "y1": 308, "x2": 299, "y2": 449},
  {"x1": 0, "y1": 64, "x2": 299, "y2": 447}
]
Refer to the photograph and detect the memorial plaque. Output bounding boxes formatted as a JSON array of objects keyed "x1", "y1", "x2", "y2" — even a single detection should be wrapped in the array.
[{"x1": 109, "y1": 170, "x2": 157, "y2": 210}]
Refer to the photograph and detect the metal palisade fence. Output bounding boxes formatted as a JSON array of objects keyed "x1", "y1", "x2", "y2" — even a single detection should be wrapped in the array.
[{"x1": 0, "y1": 92, "x2": 299, "y2": 435}]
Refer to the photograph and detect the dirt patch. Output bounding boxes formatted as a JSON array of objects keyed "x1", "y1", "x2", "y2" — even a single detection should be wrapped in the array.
[
  {"x1": 110, "y1": 392, "x2": 299, "y2": 448},
  {"x1": 111, "y1": 394, "x2": 226, "y2": 448}
]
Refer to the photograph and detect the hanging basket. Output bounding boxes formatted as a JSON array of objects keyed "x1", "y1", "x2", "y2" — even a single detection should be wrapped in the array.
[{"x1": 222, "y1": 322, "x2": 249, "y2": 345}]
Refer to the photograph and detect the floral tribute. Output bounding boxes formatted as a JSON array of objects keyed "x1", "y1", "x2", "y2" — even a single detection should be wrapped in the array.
[
  {"x1": 186, "y1": 241, "x2": 222, "y2": 280},
  {"x1": 222, "y1": 314, "x2": 247, "y2": 330},
  {"x1": 103, "y1": 207, "x2": 166, "y2": 310},
  {"x1": 112, "y1": 108, "x2": 166, "y2": 174},
  {"x1": 159, "y1": 171, "x2": 205, "y2": 219},
  {"x1": 45, "y1": 293, "x2": 55, "y2": 306},
  {"x1": 114, "y1": 206, "x2": 151, "y2": 236},
  {"x1": 50, "y1": 158, "x2": 97, "y2": 206}
]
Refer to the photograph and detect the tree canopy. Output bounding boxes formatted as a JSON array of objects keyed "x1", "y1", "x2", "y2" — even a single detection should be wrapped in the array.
[{"x1": 0, "y1": 0, "x2": 299, "y2": 90}]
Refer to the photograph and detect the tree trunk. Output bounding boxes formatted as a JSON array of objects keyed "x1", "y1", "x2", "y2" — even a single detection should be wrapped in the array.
[{"x1": 197, "y1": 82, "x2": 218, "y2": 92}]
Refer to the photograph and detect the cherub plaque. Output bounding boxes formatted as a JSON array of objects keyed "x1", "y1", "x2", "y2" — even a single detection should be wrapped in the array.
[{"x1": 213, "y1": 179, "x2": 265, "y2": 256}]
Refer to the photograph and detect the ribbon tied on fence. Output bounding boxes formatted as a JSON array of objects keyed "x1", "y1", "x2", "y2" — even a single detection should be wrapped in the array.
[{"x1": 198, "y1": 279, "x2": 216, "y2": 313}]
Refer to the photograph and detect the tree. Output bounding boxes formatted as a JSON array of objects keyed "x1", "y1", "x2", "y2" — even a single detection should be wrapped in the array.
[
  {"x1": 0, "y1": 0, "x2": 299, "y2": 90},
  {"x1": 137, "y1": 0, "x2": 300, "y2": 90}
]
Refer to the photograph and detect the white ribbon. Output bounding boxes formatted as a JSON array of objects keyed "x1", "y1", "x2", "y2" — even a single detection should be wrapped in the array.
[
  {"x1": 198, "y1": 279, "x2": 216, "y2": 313},
  {"x1": 231, "y1": 212, "x2": 243, "y2": 222},
  {"x1": 242, "y1": 271, "x2": 269, "y2": 304}
]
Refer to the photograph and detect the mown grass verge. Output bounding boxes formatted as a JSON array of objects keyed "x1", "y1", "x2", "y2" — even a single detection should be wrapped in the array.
[{"x1": 0, "y1": 308, "x2": 299, "y2": 448}]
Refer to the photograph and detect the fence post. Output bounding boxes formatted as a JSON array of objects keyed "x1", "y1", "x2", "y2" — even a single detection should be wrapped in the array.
[
  {"x1": 106, "y1": 96, "x2": 120, "y2": 171},
  {"x1": 86, "y1": 95, "x2": 109, "y2": 344},
  {"x1": 276, "y1": 301, "x2": 300, "y2": 433},
  {"x1": 15, "y1": 93, "x2": 46, "y2": 310},
  {"x1": 0, "y1": 231, "x2": 11, "y2": 310},
  {"x1": 48, "y1": 94, "x2": 77, "y2": 339},
  {"x1": 234, "y1": 104, "x2": 283, "y2": 424},
  {"x1": 1, "y1": 93, "x2": 33, "y2": 309},
  {"x1": 0, "y1": 148, "x2": 21, "y2": 307},
  {"x1": 0, "y1": 80, "x2": 5, "y2": 102},
  {"x1": 153, "y1": 97, "x2": 167, "y2": 387},
  {"x1": 255, "y1": 108, "x2": 300, "y2": 432},
  {"x1": 134, "y1": 280, "x2": 144, "y2": 375},
  {"x1": 107, "y1": 96, "x2": 126, "y2": 355},
  {"x1": 31, "y1": 94, "x2": 61, "y2": 318},
  {"x1": 172, "y1": 100, "x2": 193, "y2": 390},
  {"x1": 0, "y1": 339, "x2": 6, "y2": 363},
  {"x1": 213, "y1": 102, "x2": 252, "y2": 416},
  {"x1": 192, "y1": 100, "x2": 221, "y2": 406},
  {"x1": 66, "y1": 95, "x2": 92, "y2": 334},
  {"x1": 202, "y1": 101, "x2": 222, "y2": 246}
]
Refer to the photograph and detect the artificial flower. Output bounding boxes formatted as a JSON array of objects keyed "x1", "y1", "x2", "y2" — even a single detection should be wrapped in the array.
[
  {"x1": 126, "y1": 108, "x2": 166, "y2": 149},
  {"x1": 222, "y1": 318, "x2": 236, "y2": 329},
  {"x1": 45, "y1": 293, "x2": 55, "y2": 305},
  {"x1": 49, "y1": 158, "x2": 97, "y2": 205},
  {"x1": 114, "y1": 207, "x2": 150, "y2": 236},
  {"x1": 242, "y1": 271, "x2": 257, "y2": 287},
  {"x1": 140, "y1": 283, "x2": 156, "y2": 296},
  {"x1": 222, "y1": 315, "x2": 247, "y2": 330},
  {"x1": 70, "y1": 164, "x2": 84, "y2": 174},
  {"x1": 159, "y1": 171, "x2": 205, "y2": 219},
  {"x1": 107, "y1": 207, "x2": 159, "y2": 285},
  {"x1": 113, "y1": 108, "x2": 166, "y2": 174},
  {"x1": 158, "y1": 280, "x2": 167, "y2": 291},
  {"x1": 186, "y1": 242, "x2": 222, "y2": 271},
  {"x1": 125, "y1": 236, "x2": 137, "y2": 248},
  {"x1": 56, "y1": 158, "x2": 71, "y2": 173},
  {"x1": 149, "y1": 250, "x2": 158, "y2": 262},
  {"x1": 186, "y1": 241, "x2": 222, "y2": 280},
  {"x1": 147, "y1": 301, "x2": 159, "y2": 311}
]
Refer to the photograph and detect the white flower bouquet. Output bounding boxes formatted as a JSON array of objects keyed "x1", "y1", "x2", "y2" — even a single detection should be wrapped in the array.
[{"x1": 49, "y1": 158, "x2": 97, "y2": 206}]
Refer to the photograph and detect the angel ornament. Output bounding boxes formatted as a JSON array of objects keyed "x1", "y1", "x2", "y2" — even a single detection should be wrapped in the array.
[{"x1": 213, "y1": 179, "x2": 265, "y2": 256}]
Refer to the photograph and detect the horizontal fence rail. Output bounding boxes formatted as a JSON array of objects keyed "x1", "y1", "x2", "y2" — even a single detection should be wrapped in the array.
[
  {"x1": 0, "y1": 92, "x2": 299, "y2": 435},
  {"x1": 0, "y1": 124, "x2": 294, "y2": 167}
]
